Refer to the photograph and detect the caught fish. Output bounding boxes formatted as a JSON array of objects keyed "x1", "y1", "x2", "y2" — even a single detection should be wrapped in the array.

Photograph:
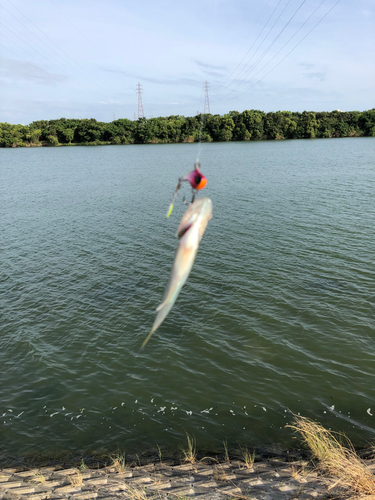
[{"x1": 142, "y1": 197, "x2": 213, "y2": 348}]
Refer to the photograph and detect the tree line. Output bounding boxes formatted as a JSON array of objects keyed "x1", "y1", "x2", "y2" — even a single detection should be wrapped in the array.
[{"x1": 1, "y1": 109, "x2": 374, "y2": 148}]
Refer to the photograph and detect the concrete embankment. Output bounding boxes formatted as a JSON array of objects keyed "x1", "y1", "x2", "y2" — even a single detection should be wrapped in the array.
[{"x1": 2, "y1": 454, "x2": 374, "y2": 499}]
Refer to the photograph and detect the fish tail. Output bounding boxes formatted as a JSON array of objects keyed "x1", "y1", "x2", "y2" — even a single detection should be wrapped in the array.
[
  {"x1": 141, "y1": 329, "x2": 155, "y2": 350},
  {"x1": 141, "y1": 302, "x2": 174, "y2": 349}
]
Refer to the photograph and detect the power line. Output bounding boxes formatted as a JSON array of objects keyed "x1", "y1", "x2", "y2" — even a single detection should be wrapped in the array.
[
  {"x1": 213, "y1": 0, "x2": 309, "y2": 100},
  {"x1": 212, "y1": 0, "x2": 285, "y2": 95},
  {"x1": 0, "y1": 20, "x2": 89, "y2": 89},
  {"x1": 213, "y1": 0, "x2": 341, "y2": 104},
  {"x1": 0, "y1": 40, "x2": 73, "y2": 86},
  {"x1": 48, "y1": 0, "x2": 104, "y2": 55},
  {"x1": 217, "y1": 0, "x2": 292, "y2": 97},
  {"x1": 2, "y1": 0, "x2": 112, "y2": 93},
  {"x1": 211, "y1": 0, "x2": 271, "y2": 92}
]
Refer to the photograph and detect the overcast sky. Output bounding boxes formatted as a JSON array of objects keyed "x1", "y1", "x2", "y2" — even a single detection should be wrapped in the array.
[{"x1": 0, "y1": 0, "x2": 374, "y2": 124}]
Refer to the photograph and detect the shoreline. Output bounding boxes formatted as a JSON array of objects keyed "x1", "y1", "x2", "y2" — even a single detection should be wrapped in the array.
[
  {"x1": 0, "y1": 134, "x2": 371, "y2": 149},
  {"x1": 1, "y1": 455, "x2": 374, "y2": 499},
  {"x1": 1, "y1": 448, "x2": 374, "y2": 499}
]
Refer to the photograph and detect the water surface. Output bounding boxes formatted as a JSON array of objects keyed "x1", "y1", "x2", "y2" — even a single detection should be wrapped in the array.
[{"x1": 1, "y1": 138, "x2": 374, "y2": 461}]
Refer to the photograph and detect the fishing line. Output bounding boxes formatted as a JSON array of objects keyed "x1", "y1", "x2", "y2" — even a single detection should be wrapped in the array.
[
  {"x1": 196, "y1": 108, "x2": 206, "y2": 166},
  {"x1": 166, "y1": 91, "x2": 208, "y2": 219}
]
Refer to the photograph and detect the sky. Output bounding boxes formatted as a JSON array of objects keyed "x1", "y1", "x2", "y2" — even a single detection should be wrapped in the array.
[{"x1": 0, "y1": 0, "x2": 374, "y2": 124}]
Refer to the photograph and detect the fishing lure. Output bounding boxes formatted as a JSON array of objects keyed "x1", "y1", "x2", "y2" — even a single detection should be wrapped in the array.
[{"x1": 166, "y1": 162, "x2": 207, "y2": 218}]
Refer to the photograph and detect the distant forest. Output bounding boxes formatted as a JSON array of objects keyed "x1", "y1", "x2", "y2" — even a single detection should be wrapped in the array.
[{"x1": 1, "y1": 109, "x2": 374, "y2": 148}]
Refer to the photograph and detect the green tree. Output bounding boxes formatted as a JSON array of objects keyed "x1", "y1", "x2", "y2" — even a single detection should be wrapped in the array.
[
  {"x1": 204, "y1": 114, "x2": 234, "y2": 141},
  {"x1": 242, "y1": 110, "x2": 264, "y2": 139},
  {"x1": 75, "y1": 118, "x2": 104, "y2": 143},
  {"x1": 296, "y1": 111, "x2": 318, "y2": 138},
  {"x1": 359, "y1": 109, "x2": 375, "y2": 136}
]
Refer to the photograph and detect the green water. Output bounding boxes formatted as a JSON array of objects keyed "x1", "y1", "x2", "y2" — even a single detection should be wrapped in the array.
[{"x1": 1, "y1": 138, "x2": 374, "y2": 461}]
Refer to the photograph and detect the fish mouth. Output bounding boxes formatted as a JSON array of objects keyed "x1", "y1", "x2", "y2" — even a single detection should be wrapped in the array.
[{"x1": 177, "y1": 222, "x2": 193, "y2": 239}]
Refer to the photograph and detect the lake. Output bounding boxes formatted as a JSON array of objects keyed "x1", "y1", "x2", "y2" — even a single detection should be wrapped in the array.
[{"x1": 1, "y1": 138, "x2": 374, "y2": 462}]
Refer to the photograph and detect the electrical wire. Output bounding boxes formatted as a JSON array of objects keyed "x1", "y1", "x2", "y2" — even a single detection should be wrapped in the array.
[
  {"x1": 2, "y1": 0, "x2": 113, "y2": 93},
  {"x1": 211, "y1": 0, "x2": 271, "y2": 92},
  {"x1": 213, "y1": 0, "x2": 309, "y2": 100},
  {"x1": 48, "y1": 0, "x2": 104, "y2": 56},
  {"x1": 0, "y1": 40, "x2": 74, "y2": 86},
  {"x1": 213, "y1": 0, "x2": 341, "y2": 104},
  {"x1": 215, "y1": 0, "x2": 295, "y2": 97},
  {"x1": 0, "y1": 20, "x2": 92, "y2": 89},
  {"x1": 212, "y1": 0, "x2": 284, "y2": 94}
]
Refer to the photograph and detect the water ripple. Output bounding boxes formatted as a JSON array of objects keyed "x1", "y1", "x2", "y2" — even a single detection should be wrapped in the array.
[{"x1": 1, "y1": 139, "x2": 374, "y2": 459}]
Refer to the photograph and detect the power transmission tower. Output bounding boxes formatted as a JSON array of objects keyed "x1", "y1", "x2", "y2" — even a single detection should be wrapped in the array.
[
  {"x1": 136, "y1": 82, "x2": 144, "y2": 119},
  {"x1": 112, "y1": 113, "x2": 116, "y2": 121},
  {"x1": 203, "y1": 81, "x2": 210, "y2": 114}
]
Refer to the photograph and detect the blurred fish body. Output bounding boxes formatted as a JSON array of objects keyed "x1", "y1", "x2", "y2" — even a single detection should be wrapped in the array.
[{"x1": 142, "y1": 197, "x2": 213, "y2": 348}]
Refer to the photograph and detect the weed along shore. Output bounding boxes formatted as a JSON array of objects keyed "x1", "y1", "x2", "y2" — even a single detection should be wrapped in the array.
[
  {"x1": 0, "y1": 456, "x2": 339, "y2": 500},
  {"x1": 1, "y1": 418, "x2": 375, "y2": 500}
]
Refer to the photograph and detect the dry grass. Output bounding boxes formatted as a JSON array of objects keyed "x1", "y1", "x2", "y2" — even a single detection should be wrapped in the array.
[
  {"x1": 289, "y1": 414, "x2": 375, "y2": 495},
  {"x1": 151, "y1": 473, "x2": 164, "y2": 486},
  {"x1": 213, "y1": 465, "x2": 228, "y2": 482},
  {"x1": 223, "y1": 439, "x2": 230, "y2": 463},
  {"x1": 69, "y1": 471, "x2": 83, "y2": 486},
  {"x1": 31, "y1": 471, "x2": 46, "y2": 484},
  {"x1": 181, "y1": 433, "x2": 196, "y2": 464},
  {"x1": 290, "y1": 462, "x2": 306, "y2": 480},
  {"x1": 239, "y1": 445, "x2": 255, "y2": 469},
  {"x1": 111, "y1": 451, "x2": 127, "y2": 473},
  {"x1": 125, "y1": 484, "x2": 148, "y2": 500}
]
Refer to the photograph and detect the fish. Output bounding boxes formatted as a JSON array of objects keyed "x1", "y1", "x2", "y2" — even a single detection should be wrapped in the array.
[{"x1": 142, "y1": 197, "x2": 213, "y2": 348}]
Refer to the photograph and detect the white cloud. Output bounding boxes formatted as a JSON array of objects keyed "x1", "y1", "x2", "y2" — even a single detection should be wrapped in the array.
[
  {"x1": 0, "y1": 57, "x2": 67, "y2": 85},
  {"x1": 0, "y1": 0, "x2": 374, "y2": 123}
]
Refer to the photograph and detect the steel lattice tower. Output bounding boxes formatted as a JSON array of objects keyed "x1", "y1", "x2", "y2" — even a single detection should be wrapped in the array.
[
  {"x1": 136, "y1": 83, "x2": 144, "y2": 119},
  {"x1": 203, "y1": 81, "x2": 210, "y2": 114}
]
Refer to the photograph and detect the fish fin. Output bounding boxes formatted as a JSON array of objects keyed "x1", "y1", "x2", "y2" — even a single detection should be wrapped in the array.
[
  {"x1": 156, "y1": 299, "x2": 168, "y2": 312},
  {"x1": 141, "y1": 301, "x2": 173, "y2": 349}
]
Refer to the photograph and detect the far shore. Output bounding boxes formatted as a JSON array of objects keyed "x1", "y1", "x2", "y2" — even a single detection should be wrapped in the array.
[
  {"x1": 2, "y1": 109, "x2": 374, "y2": 148},
  {"x1": 3, "y1": 133, "x2": 371, "y2": 150}
]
